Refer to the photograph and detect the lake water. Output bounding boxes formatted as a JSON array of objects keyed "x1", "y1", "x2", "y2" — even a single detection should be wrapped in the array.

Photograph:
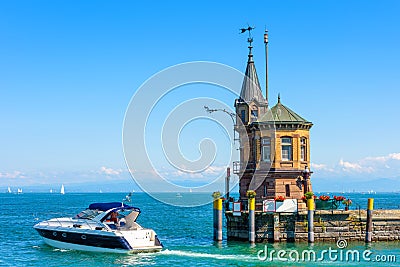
[{"x1": 1, "y1": 192, "x2": 399, "y2": 266}]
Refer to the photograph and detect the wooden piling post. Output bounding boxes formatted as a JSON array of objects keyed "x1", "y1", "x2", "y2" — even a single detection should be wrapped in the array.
[
  {"x1": 249, "y1": 197, "x2": 255, "y2": 243},
  {"x1": 366, "y1": 198, "x2": 374, "y2": 243},
  {"x1": 307, "y1": 198, "x2": 315, "y2": 243}
]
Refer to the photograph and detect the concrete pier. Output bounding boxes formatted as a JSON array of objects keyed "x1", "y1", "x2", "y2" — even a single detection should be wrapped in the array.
[{"x1": 225, "y1": 208, "x2": 400, "y2": 242}]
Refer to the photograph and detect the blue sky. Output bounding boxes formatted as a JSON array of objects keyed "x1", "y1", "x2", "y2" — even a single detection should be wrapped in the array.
[{"x1": 1, "y1": 1, "x2": 400, "y2": 192}]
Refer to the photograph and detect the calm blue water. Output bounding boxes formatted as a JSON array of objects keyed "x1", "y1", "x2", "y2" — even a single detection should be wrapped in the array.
[{"x1": 0, "y1": 192, "x2": 399, "y2": 266}]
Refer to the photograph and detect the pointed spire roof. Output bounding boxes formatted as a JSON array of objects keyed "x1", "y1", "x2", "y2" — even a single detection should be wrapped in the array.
[{"x1": 239, "y1": 40, "x2": 266, "y2": 105}]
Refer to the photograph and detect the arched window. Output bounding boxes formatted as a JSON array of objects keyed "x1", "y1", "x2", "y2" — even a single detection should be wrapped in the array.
[
  {"x1": 261, "y1": 137, "x2": 271, "y2": 162},
  {"x1": 300, "y1": 137, "x2": 307, "y2": 161},
  {"x1": 281, "y1": 137, "x2": 292, "y2": 161}
]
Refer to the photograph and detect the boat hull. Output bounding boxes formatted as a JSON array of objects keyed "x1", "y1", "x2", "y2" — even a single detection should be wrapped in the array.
[{"x1": 35, "y1": 228, "x2": 162, "y2": 253}]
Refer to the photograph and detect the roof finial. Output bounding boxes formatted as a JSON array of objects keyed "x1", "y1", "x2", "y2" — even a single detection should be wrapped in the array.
[
  {"x1": 240, "y1": 25, "x2": 255, "y2": 63},
  {"x1": 278, "y1": 93, "x2": 281, "y2": 103}
]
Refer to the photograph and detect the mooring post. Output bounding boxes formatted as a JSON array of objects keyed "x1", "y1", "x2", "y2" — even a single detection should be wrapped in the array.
[
  {"x1": 249, "y1": 197, "x2": 255, "y2": 243},
  {"x1": 216, "y1": 197, "x2": 223, "y2": 242},
  {"x1": 213, "y1": 199, "x2": 216, "y2": 241},
  {"x1": 307, "y1": 198, "x2": 315, "y2": 243},
  {"x1": 366, "y1": 198, "x2": 374, "y2": 243},
  {"x1": 213, "y1": 198, "x2": 223, "y2": 241},
  {"x1": 225, "y1": 167, "x2": 230, "y2": 210}
]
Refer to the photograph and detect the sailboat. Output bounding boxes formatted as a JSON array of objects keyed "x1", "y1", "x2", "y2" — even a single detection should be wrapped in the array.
[
  {"x1": 60, "y1": 184, "x2": 65, "y2": 195},
  {"x1": 17, "y1": 188, "x2": 22, "y2": 194},
  {"x1": 7, "y1": 187, "x2": 11, "y2": 194}
]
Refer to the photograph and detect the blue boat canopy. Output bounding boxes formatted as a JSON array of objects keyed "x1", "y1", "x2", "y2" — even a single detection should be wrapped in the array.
[{"x1": 88, "y1": 202, "x2": 140, "y2": 212}]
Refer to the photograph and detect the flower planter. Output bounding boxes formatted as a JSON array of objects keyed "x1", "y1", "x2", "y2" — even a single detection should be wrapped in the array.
[{"x1": 315, "y1": 199, "x2": 339, "y2": 210}]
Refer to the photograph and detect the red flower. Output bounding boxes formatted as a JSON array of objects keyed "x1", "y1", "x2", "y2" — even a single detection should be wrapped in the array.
[
  {"x1": 334, "y1": 196, "x2": 345, "y2": 201},
  {"x1": 319, "y1": 195, "x2": 330, "y2": 201},
  {"x1": 274, "y1": 196, "x2": 285, "y2": 202}
]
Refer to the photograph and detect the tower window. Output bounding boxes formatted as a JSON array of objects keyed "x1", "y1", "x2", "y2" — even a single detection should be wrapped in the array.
[
  {"x1": 281, "y1": 137, "x2": 292, "y2": 161},
  {"x1": 240, "y1": 110, "x2": 246, "y2": 122},
  {"x1": 261, "y1": 137, "x2": 271, "y2": 162},
  {"x1": 285, "y1": 184, "x2": 290, "y2": 197},
  {"x1": 300, "y1": 137, "x2": 307, "y2": 161},
  {"x1": 251, "y1": 109, "x2": 258, "y2": 118}
]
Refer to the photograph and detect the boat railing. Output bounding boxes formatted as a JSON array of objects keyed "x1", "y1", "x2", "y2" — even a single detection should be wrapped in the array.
[{"x1": 43, "y1": 218, "x2": 98, "y2": 230}]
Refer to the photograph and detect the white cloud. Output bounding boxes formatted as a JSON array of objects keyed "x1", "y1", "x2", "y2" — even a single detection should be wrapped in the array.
[
  {"x1": 203, "y1": 165, "x2": 227, "y2": 175},
  {"x1": 159, "y1": 165, "x2": 228, "y2": 180},
  {"x1": 99, "y1": 166, "x2": 122, "y2": 176},
  {"x1": 313, "y1": 152, "x2": 400, "y2": 176},
  {"x1": 0, "y1": 171, "x2": 25, "y2": 179},
  {"x1": 311, "y1": 163, "x2": 327, "y2": 170},
  {"x1": 389, "y1": 153, "x2": 400, "y2": 160},
  {"x1": 339, "y1": 159, "x2": 365, "y2": 172},
  {"x1": 310, "y1": 163, "x2": 335, "y2": 173},
  {"x1": 364, "y1": 153, "x2": 400, "y2": 162}
]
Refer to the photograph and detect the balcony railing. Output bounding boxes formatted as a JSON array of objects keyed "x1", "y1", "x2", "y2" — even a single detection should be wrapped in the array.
[{"x1": 233, "y1": 161, "x2": 256, "y2": 174}]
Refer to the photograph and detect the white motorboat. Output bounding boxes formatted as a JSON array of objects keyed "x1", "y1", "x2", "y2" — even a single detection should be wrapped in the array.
[{"x1": 33, "y1": 202, "x2": 163, "y2": 253}]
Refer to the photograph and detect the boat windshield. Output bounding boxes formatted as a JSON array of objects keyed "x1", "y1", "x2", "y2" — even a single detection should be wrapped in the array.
[{"x1": 74, "y1": 209, "x2": 103, "y2": 219}]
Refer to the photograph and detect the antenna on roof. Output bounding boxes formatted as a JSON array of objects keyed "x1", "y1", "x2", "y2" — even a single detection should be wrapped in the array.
[{"x1": 264, "y1": 26, "x2": 269, "y2": 107}]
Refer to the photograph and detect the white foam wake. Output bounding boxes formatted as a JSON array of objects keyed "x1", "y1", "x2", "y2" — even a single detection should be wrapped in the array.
[{"x1": 159, "y1": 249, "x2": 257, "y2": 261}]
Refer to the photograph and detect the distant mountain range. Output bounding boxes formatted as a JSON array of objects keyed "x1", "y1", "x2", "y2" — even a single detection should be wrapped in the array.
[
  {"x1": 312, "y1": 177, "x2": 400, "y2": 193},
  {"x1": 3, "y1": 177, "x2": 400, "y2": 193}
]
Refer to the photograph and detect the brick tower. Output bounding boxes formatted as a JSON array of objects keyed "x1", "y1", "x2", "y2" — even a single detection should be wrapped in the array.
[{"x1": 234, "y1": 30, "x2": 313, "y2": 205}]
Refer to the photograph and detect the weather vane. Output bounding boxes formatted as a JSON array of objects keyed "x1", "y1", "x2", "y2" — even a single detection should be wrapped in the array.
[{"x1": 240, "y1": 25, "x2": 255, "y2": 45}]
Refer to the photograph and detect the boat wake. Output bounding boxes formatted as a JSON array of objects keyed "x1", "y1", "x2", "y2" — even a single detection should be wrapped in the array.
[
  {"x1": 53, "y1": 248, "x2": 70, "y2": 253},
  {"x1": 159, "y1": 249, "x2": 257, "y2": 261}
]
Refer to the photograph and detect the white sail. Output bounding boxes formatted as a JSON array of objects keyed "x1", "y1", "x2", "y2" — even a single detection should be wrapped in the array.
[
  {"x1": 7, "y1": 187, "x2": 11, "y2": 193},
  {"x1": 60, "y1": 184, "x2": 65, "y2": 195},
  {"x1": 17, "y1": 188, "x2": 22, "y2": 194}
]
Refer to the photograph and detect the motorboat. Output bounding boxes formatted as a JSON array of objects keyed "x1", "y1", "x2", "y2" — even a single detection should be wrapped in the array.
[{"x1": 33, "y1": 202, "x2": 163, "y2": 253}]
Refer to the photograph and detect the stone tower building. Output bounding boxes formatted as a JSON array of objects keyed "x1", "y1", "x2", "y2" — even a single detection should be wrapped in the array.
[{"x1": 234, "y1": 31, "x2": 313, "y2": 204}]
